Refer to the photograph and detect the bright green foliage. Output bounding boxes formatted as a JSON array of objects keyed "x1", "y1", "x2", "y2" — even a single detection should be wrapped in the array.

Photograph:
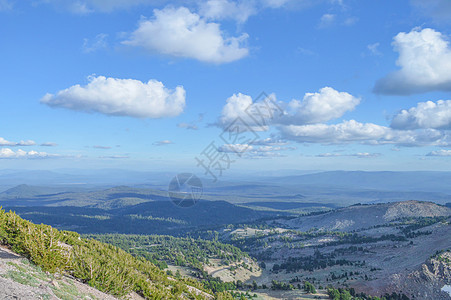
[
  {"x1": 0, "y1": 208, "x2": 216, "y2": 299},
  {"x1": 303, "y1": 281, "x2": 316, "y2": 294}
]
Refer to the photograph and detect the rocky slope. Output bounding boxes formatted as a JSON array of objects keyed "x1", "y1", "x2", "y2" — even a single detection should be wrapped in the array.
[
  {"x1": 0, "y1": 246, "x2": 122, "y2": 300},
  {"x1": 389, "y1": 251, "x2": 451, "y2": 300},
  {"x1": 287, "y1": 200, "x2": 451, "y2": 232}
]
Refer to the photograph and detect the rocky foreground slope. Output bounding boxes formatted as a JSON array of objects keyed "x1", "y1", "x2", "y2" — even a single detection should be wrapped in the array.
[
  {"x1": 0, "y1": 246, "x2": 120, "y2": 300},
  {"x1": 389, "y1": 251, "x2": 451, "y2": 300}
]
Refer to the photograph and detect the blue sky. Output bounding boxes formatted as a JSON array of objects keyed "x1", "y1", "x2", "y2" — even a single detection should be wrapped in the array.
[{"x1": 1, "y1": 0, "x2": 451, "y2": 175}]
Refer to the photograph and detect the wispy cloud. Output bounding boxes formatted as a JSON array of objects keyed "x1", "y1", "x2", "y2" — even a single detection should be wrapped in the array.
[
  {"x1": 83, "y1": 33, "x2": 108, "y2": 53},
  {"x1": 367, "y1": 42, "x2": 382, "y2": 56},
  {"x1": 99, "y1": 155, "x2": 130, "y2": 159},
  {"x1": 40, "y1": 142, "x2": 58, "y2": 147},
  {"x1": 426, "y1": 149, "x2": 451, "y2": 156},
  {"x1": 153, "y1": 140, "x2": 173, "y2": 146},
  {"x1": 316, "y1": 152, "x2": 381, "y2": 158}
]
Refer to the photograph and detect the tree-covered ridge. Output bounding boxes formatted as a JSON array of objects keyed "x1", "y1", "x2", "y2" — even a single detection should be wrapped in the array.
[
  {"x1": 0, "y1": 208, "x2": 230, "y2": 299},
  {"x1": 86, "y1": 233, "x2": 250, "y2": 271}
]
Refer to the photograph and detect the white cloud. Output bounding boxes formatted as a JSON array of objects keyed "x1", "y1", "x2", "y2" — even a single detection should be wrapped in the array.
[
  {"x1": 0, "y1": 148, "x2": 58, "y2": 159},
  {"x1": 199, "y1": 0, "x2": 256, "y2": 23},
  {"x1": 218, "y1": 92, "x2": 283, "y2": 131},
  {"x1": 426, "y1": 149, "x2": 451, "y2": 156},
  {"x1": 41, "y1": 142, "x2": 58, "y2": 147},
  {"x1": 153, "y1": 140, "x2": 173, "y2": 146},
  {"x1": 285, "y1": 87, "x2": 360, "y2": 124},
  {"x1": 218, "y1": 143, "x2": 291, "y2": 159},
  {"x1": 344, "y1": 17, "x2": 358, "y2": 26},
  {"x1": 83, "y1": 33, "x2": 108, "y2": 53},
  {"x1": 319, "y1": 13, "x2": 335, "y2": 27},
  {"x1": 219, "y1": 143, "x2": 252, "y2": 153},
  {"x1": 93, "y1": 145, "x2": 111, "y2": 149},
  {"x1": 99, "y1": 155, "x2": 129, "y2": 159},
  {"x1": 374, "y1": 28, "x2": 451, "y2": 95},
  {"x1": 0, "y1": 137, "x2": 36, "y2": 147},
  {"x1": 177, "y1": 113, "x2": 203, "y2": 130},
  {"x1": 251, "y1": 137, "x2": 289, "y2": 146},
  {"x1": 317, "y1": 152, "x2": 381, "y2": 158},
  {"x1": 122, "y1": 6, "x2": 249, "y2": 64},
  {"x1": 177, "y1": 122, "x2": 198, "y2": 130},
  {"x1": 391, "y1": 100, "x2": 451, "y2": 129},
  {"x1": 218, "y1": 87, "x2": 358, "y2": 131},
  {"x1": 367, "y1": 42, "x2": 382, "y2": 56},
  {"x1": 41, "y1": 75, "x2": 185, "y2": 118},
  {"x1": 280, "y1": 120, "x2": 451, "y2": 146}
]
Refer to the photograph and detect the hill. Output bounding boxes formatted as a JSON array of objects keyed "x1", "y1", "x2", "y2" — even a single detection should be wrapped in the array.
[
  {"x1": 0, "y1": 208, "x2": 235, "y2": 299},
  {"x1": 286, "y1": 201, "x2": 451, "y2": 232}
]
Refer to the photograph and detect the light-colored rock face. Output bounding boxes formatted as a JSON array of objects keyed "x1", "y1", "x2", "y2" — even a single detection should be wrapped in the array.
[
  {"x1": 393, "y1": 251, "x2": 451, "y2": 300},
  {"x1": 443, "y1": 285, "x2": 451, "y2": 297},
  {"x1": 383, "y1": 201, "x2": 451, "y2": 221}
]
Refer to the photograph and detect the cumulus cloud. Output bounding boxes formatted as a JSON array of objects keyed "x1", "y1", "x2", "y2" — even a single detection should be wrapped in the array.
[
  {"x1": 0, "y1": 148, "x2": 59, "y2": 159},
  {"x1": 218, "y1": 87, "x2": 358, "y2": 131},
  {"x1": 279, "y1": 120, "x2": 451, "y2": 146},
  {"x1": 374, "y1": 28, "x2": 451, "y2": 95},
  {"x1": 426, "y1": 149, "x2": 451, "y2": 156},
  {"x1": 218, "y1": 92, "x2": 283, "y2": 131},
  {"x1": 0, "y1": 137, "x2": 36, "y2": 147},
  {"x1": 391, "y1": 100, "x2": 451, "y2": 130},
  {"x1": 41, "y1": 75, "x2": 185, "y2": 118},
  {"x1": 285, "y1": 87, "x2": 360, "y2": 124},
  {"x1": 122, "y1": 7, "x2": 249, "y2": 64}
]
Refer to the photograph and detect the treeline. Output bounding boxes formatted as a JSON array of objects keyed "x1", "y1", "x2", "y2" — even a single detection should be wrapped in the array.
[
  {"x1": 86, "y1": 233, "x2": 249, "y2": 271},
  {"x1": 327, "y1": 287, "x2": 409, "y2": 300},
  {"x1": 0, "y1": 208, "x2": 230, "y2": 299},
  {"x1": 272, "y1": 250, "x2": 365, "y2": 273}
]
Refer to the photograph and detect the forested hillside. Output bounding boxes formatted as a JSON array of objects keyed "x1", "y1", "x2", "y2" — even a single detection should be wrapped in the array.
[{"x1": 0, "y1": 208, "x2": 235, "y2": 299}]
